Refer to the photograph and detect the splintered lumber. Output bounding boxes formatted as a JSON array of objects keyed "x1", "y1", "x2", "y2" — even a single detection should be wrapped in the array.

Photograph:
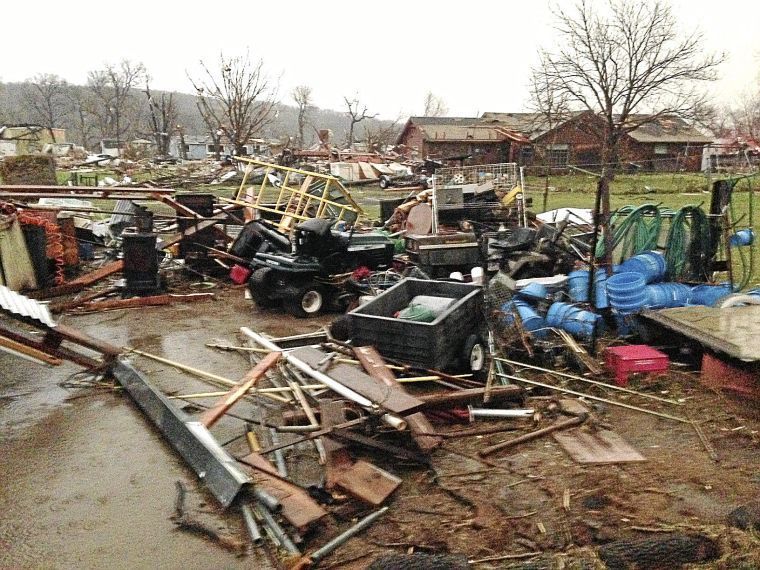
[
  {"x1": 479, "y1": 414, "x2": 588, "y2": 457},
  {"x1": 417, "y1": 386, "x2": 522, "y2": 410},
  {"x1": 238, "y1": 453, "x2": 327, "y2": 532},
  {"x1": 553, "y1": 428, "x2": 646, "y2": 464},
  {"x1": 77, "y1": 293, "x2": 214, "y2": 312},
  {"x1": 319, "y1": 401, "x2": 354, "y2": 489},
  {"x1": 0, "y1": 334, "x2": 63, "y2": 365},
  {"x1": 293, "y1": 346, "x2": 425, "y2": 416},
  {"x1": 34, "y1": 260, "x2": 124, "y2": 299},
  {"x1": 199, "y1": 352, "x2": 281, "y2": 429},
  {"x1": 334, "y1": 460, "x2": 402, "y2": 506},
  {"x1": 353, "y1": 346, "x2": 442, "y2": 452}
]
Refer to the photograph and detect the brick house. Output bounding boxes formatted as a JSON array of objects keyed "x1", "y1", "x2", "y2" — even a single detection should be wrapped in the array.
[
  {"x1": 395, "y1": 117, "x2": 528, "y2": 165},
  {"x1": 398, "y1": 112, "x2": 712, "y2": 171}
]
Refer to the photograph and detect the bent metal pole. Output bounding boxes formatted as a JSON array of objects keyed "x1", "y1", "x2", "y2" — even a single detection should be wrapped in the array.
[{"x1": 240, "y1": 327, "x2": 407, "y2": 430}]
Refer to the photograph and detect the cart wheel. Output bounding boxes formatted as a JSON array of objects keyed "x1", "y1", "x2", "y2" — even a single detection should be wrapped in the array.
[
  {"x1": 462, "y1": 334, "x2": 486, "y2": 373},
  {"x1": 248, "y1": 268, "x2": 278, "y2": 308},
  {"x1": 284, "y1": 283, "x2": 325, "y2": 318},
  {"x1": 379, "y1": 175, "x2": 390, "y2": 189}
]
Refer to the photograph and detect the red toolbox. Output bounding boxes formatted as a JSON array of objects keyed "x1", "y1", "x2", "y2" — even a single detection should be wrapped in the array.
[{"x1": 605, "y1": 345, "x2": 669, "y2": 386}]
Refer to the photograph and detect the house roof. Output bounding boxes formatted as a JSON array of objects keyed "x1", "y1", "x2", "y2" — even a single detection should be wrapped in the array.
[
  {"x1": 480, "y1": 111, "x2": 589, "y2": 140},
  {"x1": 407, "y1": 116, "x2": 481, "y2": 126},
  {"x1": 624, "y1": 115, "x2": 712, "y2": 144}
]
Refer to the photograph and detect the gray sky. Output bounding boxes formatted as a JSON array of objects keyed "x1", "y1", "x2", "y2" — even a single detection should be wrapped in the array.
[{"x1": 3, "y1": 0, "x2": 759, "y2": 119}]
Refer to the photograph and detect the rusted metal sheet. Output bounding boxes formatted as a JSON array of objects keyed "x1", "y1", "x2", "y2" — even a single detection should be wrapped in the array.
[{"x1": 0, "y1": 285, "x2": 56, "y2": 327}]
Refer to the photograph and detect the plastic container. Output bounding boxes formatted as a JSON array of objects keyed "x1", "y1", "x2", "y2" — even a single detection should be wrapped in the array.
[
  {"x1": 348, "y1": 278, "x2": 482, "y2": 370},
  {"x1": 546, "y1": 302, "x2": 599, "y2": 340},
  {"x1": 644, "y1": 283, "x2": 691, "y2": 309},
  {"x1": 606, "y1": 272, "x2": 648, "y2": 312},
  {"x1": 730, "y1": 229, "x2": 754, "y2": 247},
  {"x1": 516, "y1": 282, "x2": 549, "y2": 301},
  {"x1": 618, "y1": 251, "x2": 667, "y2": 283},
  {"x1": 689, "y1": 283, "x2": 733, "y2": 307},
  {"x1": 501, "y1": 299, "x2": 546, "y2": 338},
  {"x1": 568, "y1": 269, "x2": 609, "y2": 307}
]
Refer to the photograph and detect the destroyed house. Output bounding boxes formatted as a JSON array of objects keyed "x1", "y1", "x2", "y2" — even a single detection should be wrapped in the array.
[
  {"x1": 169, "y1": 135, "x2": 270, "y2": 160},
  {"x1": 482, "y1": 111, "x2": 712, "y2": 171},
  {"x1": 395, "y1": 116, "x2": 529, "y2": 165},
  {"x1": 0, "y1": 124, "x2": 67, "y2": 157}
]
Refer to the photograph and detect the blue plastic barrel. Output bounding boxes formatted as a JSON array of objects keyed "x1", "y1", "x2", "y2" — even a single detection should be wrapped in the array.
[
  {"x1": 606, "y1": 272, "x2": 648, "y2": 312},
  {"x1": 546, "y1": 302, "x2": 599, "y2": 339},
  {"x1": 645, "y1": 283, "x2": 691, "y2": 309},
  {"x1": 689, "y1": 283, "x2": 733, "y2": 306},
  {"x1": 730, "y1": 229, "x2": 754, "y2": 247},
  {"x1": 568, "y1": 269, "x2": 609, "y2": 308},
  {"x1": 502, "y1": 300, "x2": 547, "y2": 338},
  {"x1": 516, "y1": 282, "x2": 549, "y2": 301},
  {"x1": 618, "y1": 251, "x2": 667, "y2": 283}
]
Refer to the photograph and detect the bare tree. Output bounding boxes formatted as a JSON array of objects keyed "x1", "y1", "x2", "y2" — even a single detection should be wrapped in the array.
[
  {"x1": 66, "y1": 87, "x2": 98, "y2": 150},
  {"x1": 730, "y1": 90, "x2": 760, "y2": 140},
  {"x1": 21, "y1": 73, "x2": 70, "y2": 142},
  {"x1": 188, "y1": 52, "x2": 278, "y2": 156},
  {"x1": 423, "y1": 92, "x2": 448, "y2": 117},
  {"x1": 534, "y1": 0, "x2": 723, "y2": 173},
  {"x1": 87, "y1": 60, "x2": 147, "y2": 151},
  {"x1": 343, "y1": 95, "x2": 378, "y2": 148},
  {"x1": 292, "y1": 85, "x2": 313, "y2": 149},
  {"x1": 144, "y1": 81, "x2": 178, "y2": 156},
  {"x1": 363, "y1": 117, "x2": 402, "y2": 153}
]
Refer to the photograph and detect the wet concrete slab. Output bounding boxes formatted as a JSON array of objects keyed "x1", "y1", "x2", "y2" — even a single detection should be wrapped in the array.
[{"x1": 0, "y1": 288, "x2": 330, "y2": 569}]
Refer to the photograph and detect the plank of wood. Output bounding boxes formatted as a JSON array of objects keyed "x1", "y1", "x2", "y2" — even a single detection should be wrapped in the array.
[
  {"x1": 352, "y1": 346, "x2": 441, "y2": 452},
  {"x1": 239, "y1": 452, "x2": 327, "y2": 531},
  {"x1": 358, "y1": 162, "x2": 378, "y2": 180},
  {"x1": 334, "y1": 459, "x2": 402, "y2": 506},
  {"x1": 0, "y1": 334, "x2": 63, "y2": 365},
  {"x1": 553, "y1": 428, "x2": 647, "y2": 464},
  {"x1": 199, "y1": 352, "x2": 281, "y2": 429},
  {"x1": 80, "y1": 295, "x2": 172, "y2": 311},
  {"x1": 319, "y1": 400, "x2": 355, "y2": 489},
  {"x1": 293, "y1": 346, "x2": 425, "y2": 415}
]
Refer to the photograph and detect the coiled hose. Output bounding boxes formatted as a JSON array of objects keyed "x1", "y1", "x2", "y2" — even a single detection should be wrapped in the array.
[
  {"x1": 665, "y1": 205, "x2": 711, "y2": 282},
  {"x1": 596, "y1": 204, "x2": 662, "y2": 262}
]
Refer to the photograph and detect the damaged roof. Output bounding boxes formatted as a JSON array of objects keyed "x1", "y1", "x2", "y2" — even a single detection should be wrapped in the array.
[{"x1": 624, "y1": 115, "x2": 713, "y2": 144}]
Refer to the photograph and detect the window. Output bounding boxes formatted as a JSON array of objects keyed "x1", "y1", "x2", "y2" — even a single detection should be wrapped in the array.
[
  {"x1": 182, "y1": 144, "x2": 190, "y2": 152},
  {"x1": 207, "y1": 144, "x2": 223, "y2": 153},
  {"x1": 546, "y1": 144, "x2": 569, "y2": 166},
  {"x1": 654, "y1": 144, "x2": 669, "y2": 155},
  {"x1": 520, "y1": 146, "x2": 534, "y2": 164}
]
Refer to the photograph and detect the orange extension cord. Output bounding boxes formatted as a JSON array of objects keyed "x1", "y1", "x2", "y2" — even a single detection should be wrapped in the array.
[{"x1": 15, "y1": 209, "x2": 66, "y2": 286}]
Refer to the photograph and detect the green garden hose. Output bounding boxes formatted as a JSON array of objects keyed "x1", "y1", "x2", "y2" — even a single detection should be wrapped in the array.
[{"x1": 596, "y1": 203, "x2": 662, "y2": 262}]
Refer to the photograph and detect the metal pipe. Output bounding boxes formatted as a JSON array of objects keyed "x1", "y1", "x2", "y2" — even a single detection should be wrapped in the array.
[
  {"x1": 253, "y1": 502, "x2": 300, "y2": 555},
  {"x1": 309, "y1": 506, "x2": 389, "y2": 564},
  {"x1": 253, "y1": 488, "x2": 281, "y2": 513},
  {"x1": 495, "y1": 357, "x2": 683, "y2": 406},
  {"x1": 468, "y1": 406, "x2": 535, "y2": 422},
  {"x1": 241, "y1": 327, "x2": 407, "y2": 431},
  {"x1": 240, "y1": 504, "x2": 263, "y2": 546},
  {"x1": 494, "y1": 372, "x2": 689, "y2": 423},
  {"x1": 269, "y1": 428, "x2": 288, "y2": 478}
]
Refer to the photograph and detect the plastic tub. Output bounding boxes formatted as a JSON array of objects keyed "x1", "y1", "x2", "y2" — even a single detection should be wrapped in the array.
[
  {"x1": 546, "y1": 302, "x2": 599, "y2": 340},
  {"x1": 606, "y1": 272, "x2": 648, "y2": 312},
  {"x1": 516, "y1": 282, "x2": 549, "y2": 301},
  {"x1": 689, "y1": 283, "x2": 733, "y2": 307},
  {"x1": 645, "y1": 283, "x2": 691, "y2": 309},
  {"x1": 568, "y1": 269, "x2": 609, "y2": 308},
  {"x1": 503, "y1": 300, "x2": 547, "y2": 338},
  {"x1": 618, "y1": 251, "x2": 667, "y2": 283}
]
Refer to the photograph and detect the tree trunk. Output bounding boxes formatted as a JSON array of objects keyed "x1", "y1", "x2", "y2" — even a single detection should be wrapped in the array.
[{"x1": 597, "y1": 534, "x2": 719, "y2": 569}]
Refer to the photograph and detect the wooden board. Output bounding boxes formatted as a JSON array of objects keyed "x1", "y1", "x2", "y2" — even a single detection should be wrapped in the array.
[
  {"x1": 334, "y1": 459, "x2": 402, "y2": 506},
  {"x1": 358, "y1": 162, "x2": 378, "y2": 180},
  {"x1": 553, "y1": 428, "x2": 647, "y2": 464},
  {"x1": 319, "y1": 400, "x2": 354, "y2": 488},
  {"x1": 239, "y1": 452, "x2": 327, "y2": 531},
  {"x1": 292, "y1": 347, "x2": 426, "y2": 415},
  {"x1": 353, "y1": 346, "x2": 442, "y2": 452}
]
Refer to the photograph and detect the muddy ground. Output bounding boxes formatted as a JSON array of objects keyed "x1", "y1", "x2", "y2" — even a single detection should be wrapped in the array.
[{"x1": 1, "y1": 285, "x2": 759, "y2": 569}]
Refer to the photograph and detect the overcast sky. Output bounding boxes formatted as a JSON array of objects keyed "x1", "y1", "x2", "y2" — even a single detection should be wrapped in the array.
[{"x1": 3, "y1": 0, "x2": 759, "y2": 119}]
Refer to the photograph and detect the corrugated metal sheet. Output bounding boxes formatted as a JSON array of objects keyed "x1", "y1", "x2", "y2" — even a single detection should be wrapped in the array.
[{"x1": 0, "y1": 285, "x2": 56, "y2": 328}]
